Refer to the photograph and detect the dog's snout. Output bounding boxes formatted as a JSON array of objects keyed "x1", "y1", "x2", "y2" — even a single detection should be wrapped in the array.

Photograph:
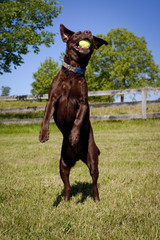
[{"x1": 84, "y1": 30, "x2": 92, "y2": 36}]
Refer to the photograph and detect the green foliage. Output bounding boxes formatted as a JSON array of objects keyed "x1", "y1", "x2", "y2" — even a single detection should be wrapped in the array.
[
  {"x1": 86, "y1": 28, "x2": 160, "y2": 93},
  {"x1": 31, "y1": 57, "x2": 60, "y2": 94},
  {"x1": 1, "y1": 86, "x2": 11, "y2": 96},
  {"x1": 0, "y1": 0, "x2": 62, "y2": 74}
]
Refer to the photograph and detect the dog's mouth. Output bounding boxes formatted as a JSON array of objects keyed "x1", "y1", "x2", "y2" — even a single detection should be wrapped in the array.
[{"x1": 74, "y1": 39, "x2": 91, "y2": 53}]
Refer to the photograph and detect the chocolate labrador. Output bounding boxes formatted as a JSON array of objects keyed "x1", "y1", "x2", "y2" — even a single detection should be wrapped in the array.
[{"x1": 39, "y1": 24, "x2": 108, "y2": 201}]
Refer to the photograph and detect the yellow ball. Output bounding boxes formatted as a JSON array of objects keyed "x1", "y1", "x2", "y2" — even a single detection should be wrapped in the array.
[{"x1": 79, "y1": 39, "x2": 91, "y2": 48}]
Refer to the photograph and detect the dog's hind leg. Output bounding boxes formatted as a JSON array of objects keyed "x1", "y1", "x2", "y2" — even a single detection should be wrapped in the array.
[
  {"x1": 87, "y1": 126, "x2": 100, "y2": 201},
  {"x1": 60, "y1": 156, "x2": 71, "y2": 202}
]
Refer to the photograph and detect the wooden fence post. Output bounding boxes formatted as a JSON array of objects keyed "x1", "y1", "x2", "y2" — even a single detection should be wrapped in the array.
[{"x1": 142, "y1": 88, "x2": 147, "y2": 119}]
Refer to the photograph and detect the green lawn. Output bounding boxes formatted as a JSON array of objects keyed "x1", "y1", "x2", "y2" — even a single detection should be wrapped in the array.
[{"x1": 0, "y1": 120, "x2": 160, "y2": 239}]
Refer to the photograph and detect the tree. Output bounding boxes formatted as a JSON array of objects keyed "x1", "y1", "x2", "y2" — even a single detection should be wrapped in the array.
[
  {"x1": 86, "y1": 28, "x2": 160, "y2": 102},
  {"x1": 0, "y1": 0, "x2": 62, "y2": 74},
  {"x1": 31, "y1": 57, "x2": 60, "y2": 95},
  {"x1": 1, "y1": 86, "x2": 11, "y2": 96}
]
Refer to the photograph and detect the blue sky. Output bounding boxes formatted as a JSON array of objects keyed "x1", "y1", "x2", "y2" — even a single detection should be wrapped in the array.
[{"x1": 1, "y1": 0, "x2": 160, "y2": 97}]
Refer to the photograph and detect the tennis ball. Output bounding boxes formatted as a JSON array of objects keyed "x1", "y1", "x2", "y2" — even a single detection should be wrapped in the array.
[{"x1": 79, "y1": 39, "x2": 91, "y2": 48}]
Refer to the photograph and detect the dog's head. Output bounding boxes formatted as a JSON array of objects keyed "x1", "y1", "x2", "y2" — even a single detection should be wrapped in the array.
[{"x1": 60, "y1": 24, "x2": 108, "y2": 67}]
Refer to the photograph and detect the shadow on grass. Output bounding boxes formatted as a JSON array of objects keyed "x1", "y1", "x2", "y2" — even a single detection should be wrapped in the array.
[{"x1": 53, "y1": 181, "x2": 93, "y2": 207}]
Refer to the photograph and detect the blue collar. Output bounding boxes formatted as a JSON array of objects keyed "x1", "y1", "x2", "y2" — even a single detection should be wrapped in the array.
[{"x1": 63, "y1": 62, "x2": 86, "y2": 75}]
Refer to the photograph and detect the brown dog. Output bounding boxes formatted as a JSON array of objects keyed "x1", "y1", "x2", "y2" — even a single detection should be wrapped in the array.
[{"x1": 39, "y1": 24, "x2": 108, "y2": 201}]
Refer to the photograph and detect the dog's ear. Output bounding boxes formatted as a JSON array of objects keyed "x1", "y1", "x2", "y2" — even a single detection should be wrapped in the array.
[
  {"x1": 93, "y1": 36, "x2": 108, "y2": 49},
  {"x1": 60, "y1": 24, "x2": 75, "y2": 42}
]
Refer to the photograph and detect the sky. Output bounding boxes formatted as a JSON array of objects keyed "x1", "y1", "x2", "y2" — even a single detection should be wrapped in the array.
[{"x1": 1, "y1": 0, "x2": 160, "y2": 99}]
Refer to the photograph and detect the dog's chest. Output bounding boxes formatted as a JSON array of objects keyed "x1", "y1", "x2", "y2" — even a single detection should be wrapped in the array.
[
  {"x1": 55, "y1": 78, "x2": 84, "y2": 121},
  {"x1": 61, "y1": 78, "x2": 83, "y2": 102}
]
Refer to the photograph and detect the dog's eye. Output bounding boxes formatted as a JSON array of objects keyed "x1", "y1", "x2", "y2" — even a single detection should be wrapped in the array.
[{"x1": 77, "y1": 31, "x2": 82, "y2": 35}]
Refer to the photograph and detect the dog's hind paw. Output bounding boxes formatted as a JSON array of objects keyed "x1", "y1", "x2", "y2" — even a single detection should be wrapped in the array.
[{"x1": 39, "y1": 128, "x2": 49, "y2": 143}]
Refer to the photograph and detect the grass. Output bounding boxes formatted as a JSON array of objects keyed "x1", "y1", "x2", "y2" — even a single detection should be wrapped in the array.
[
  {"x1": 0, "y1": 100, "x2": 47, "y2": 108},
  {"x1": 90, "y1": 104, "x2": 160, "y2": 115},
  {"x1": 0, "y1": 119, "x2": 160, "y2": 239},
  {"x1": 0, "y1": 111, "x2": 44, "y2": 120}
]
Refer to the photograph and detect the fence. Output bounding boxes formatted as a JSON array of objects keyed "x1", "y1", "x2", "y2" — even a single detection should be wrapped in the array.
[{"x1": 0, "y1": 87, "x2": 160, "y2": 124}]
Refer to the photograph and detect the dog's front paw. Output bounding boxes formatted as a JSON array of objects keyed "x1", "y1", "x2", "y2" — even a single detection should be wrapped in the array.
[
  {"x1": 39, "y1": 128, "x2": 49, "y2": 143},
  {"x1": 69, "y1": 129, "x2": 80, "y2": 146}
]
